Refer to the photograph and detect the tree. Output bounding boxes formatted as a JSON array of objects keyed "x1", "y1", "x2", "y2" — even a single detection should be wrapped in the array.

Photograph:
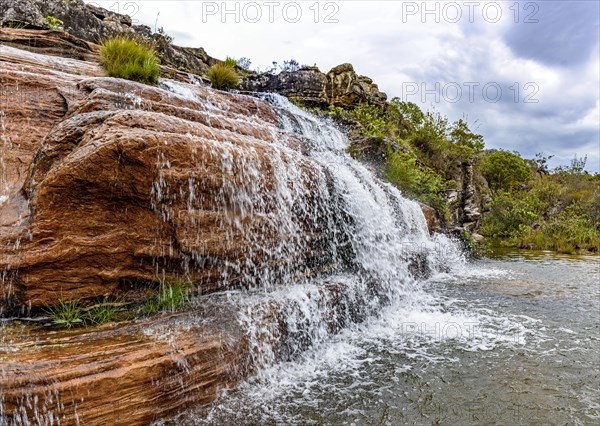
[
  {"x1": 483, "y1": 150, "x2": 532, "y2": 190},
  {"x1": 449, "y1": 118, "x2": 484, "y2": 151}
]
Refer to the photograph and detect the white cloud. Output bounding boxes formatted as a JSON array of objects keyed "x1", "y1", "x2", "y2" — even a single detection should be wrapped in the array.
[{"x1": 87, "y1": 0, "x2": 600, "y2": 171}]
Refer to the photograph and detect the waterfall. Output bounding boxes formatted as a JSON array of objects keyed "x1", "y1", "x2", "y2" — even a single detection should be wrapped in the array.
[
  {"x1": 193, "y1": 92, "x2": 468, "y2": 371},
  {"x1": 0, "y1": 79, "x2": 470, "y2": 425}
]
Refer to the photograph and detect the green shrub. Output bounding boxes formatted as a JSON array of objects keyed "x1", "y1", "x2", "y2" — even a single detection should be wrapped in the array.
[
  {"x1": 100, "y1": 36, "x2": 160, "y2": 85},
  {"x1": 481, "y1": 190, "x2": 539, "y2": 239},
  {"x1": 386, "y1": 150, "x2": 449, "y2": 216},
  {"x1": 483, "y1": 150, "x2": 532, "y2": 190},
  {"x1": 224, "y1": 56, "x2": 238, "y2": 68},
  {"x1": 45, "y1": 15, "x2": 63, "y2": 30},
  {"x1": 208, "y1": 62, "x2": 239, "y2": 90},
  {"x1": 516, "y1": 205, "x2": 600, "y2": 253},
  {"x1": 481, "y1": 171, "x2": 599, "y2": 252}
]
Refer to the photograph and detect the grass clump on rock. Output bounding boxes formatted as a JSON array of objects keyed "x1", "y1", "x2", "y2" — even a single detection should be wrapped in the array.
[
  {"x1": 142, "y1": 280, "x2": 194, "y2": 315},
  {"x1": 44, "y1": 299, "x2": 84, "y2": 329},
  {"x1": 208, "y1": 61, "x2": 239, "y2": 90},
  {"x1": 100, "y1": 36, "x2": 160, "y2": 85},
  {"x1": 44, "y1": 298, "x2": 122, "y2": 328}
]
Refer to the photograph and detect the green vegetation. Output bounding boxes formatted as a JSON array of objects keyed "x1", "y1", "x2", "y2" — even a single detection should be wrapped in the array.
[
  {"x1": 482, "y1": 150, "x2": 531, "y2": 190},
  {"x1": 315, "y1": 97, "x2": 597, "y2": 253},
  {"x1": 482, "y1": 162, "x2": 599, "y2": 253},
  {"x1": 141, "y1": 280, "x2": 193, "y2": 315},
  {"x1": 100, "y1": 36, "x2": 160, "y2": 85},
  {"x1": 223, "y1": 56, "x2": 238, "y2": 68},
  {"x1": 208, "y1": 61, "x2": 239, "y2": 90},
  {"x1": 44, "y1": 299, "x2": 84, "y2": 329},
  {"x1": 45, "y1": 15, "x2": 63, "y2": 30},
  {"x1": 386, "y1": 150, "x2": 450, "y2": 213},
  {"x1": 6, "y1": 21, "x2": 28, "y2": 29},
  {"x1": 84, "y1": 303, "x2": 119, "y2": 325},
  {"x1": 44, "y1": 299, "x2": 122, "y2": 328},
  {"x1": 42, "y1": 279, "x2": 195, "y2": 328}
]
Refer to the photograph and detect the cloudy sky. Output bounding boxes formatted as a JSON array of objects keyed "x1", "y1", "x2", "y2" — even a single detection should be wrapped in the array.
[{"x1": 88, "y1": 0, "x2": 599, "y2": 171}]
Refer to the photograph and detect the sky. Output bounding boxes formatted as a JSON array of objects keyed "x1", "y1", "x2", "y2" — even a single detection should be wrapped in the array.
[{"x1": 87, "y1": 0, "x2": 600, "y2": 171}]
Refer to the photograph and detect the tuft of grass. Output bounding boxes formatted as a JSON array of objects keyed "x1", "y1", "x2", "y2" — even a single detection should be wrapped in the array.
[
  {"x1": 45, "y1": 15, "x2": 63, "y2": 30},
  {"x1": 44, "y1": 299, "x2": 84, "y2": 329},
  {"x1": 142, "y1": 280, "x2": 193, "y2": 315},
  {"x1": 84, "y1": 303, "x2": 119, "y2": 325},
  {"x1": 208, "y1": 63, "x2": 239, "y2": 90},
  {"x1": 6, "y1": 21, "x2": 28, "y2": 29},
  {"x1": 223, "y1": 56, "x2": 238, "y2": 68},
  {"x1": 100, "y1": 36, "x2": 160, "y2": 85}
]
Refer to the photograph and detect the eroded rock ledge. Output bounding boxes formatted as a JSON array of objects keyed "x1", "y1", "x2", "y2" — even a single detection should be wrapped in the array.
[
  {"x1": 241, "y1": 63, "x2": 388, "y2": 109},
  {"x1": 1, "y1": 42, "x2": 343, "y2": 313},
  {"x1": 0, "y1": 277, "x2": 386, "y2": 425}
]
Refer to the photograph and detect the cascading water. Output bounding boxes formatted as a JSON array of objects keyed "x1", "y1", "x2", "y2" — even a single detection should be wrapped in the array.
[
  {"x1": 142, "y1": 90, "x2": 506, "y2": 423},
  {"x1": 146, "y1": 90, "x2": 547, "y2": 425},
  {"x1": 225, "y1": 93, "x2": 467, "y2": 365},
  {"x1": 1, "y1": 53, "x2": 597, "y2": 425}
]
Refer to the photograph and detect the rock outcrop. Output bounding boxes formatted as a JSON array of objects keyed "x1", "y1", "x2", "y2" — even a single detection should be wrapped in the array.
[
  {"x1": 0, "y1": 0, "x2": 217, "y2": 75},
  {"x1": 241, "y1": 63, "x2": 388, "y2": 109},
  {"x1": 0, "y1": 40, "x2": 338, "y2": 313},
  {"x1": 0, "y1": 308, "x2": 248, "y2": 425},
  {"x1": 445, "y1": 161, "x2": 491, "y2": 231},
  {"x1": 324, "y1": 63, "x2": 387, "y2": 108},
  {"x1": 0, "y1": 27, "x2": 99, "y2": 61},
  {"x1": 241, "y1": 66, "x2": 327, "y2": 107}
]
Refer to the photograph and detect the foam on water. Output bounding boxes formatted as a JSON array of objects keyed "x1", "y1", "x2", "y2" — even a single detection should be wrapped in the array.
[{"x1": 153, "y1": 93, "x2": 540, "y2": 424}]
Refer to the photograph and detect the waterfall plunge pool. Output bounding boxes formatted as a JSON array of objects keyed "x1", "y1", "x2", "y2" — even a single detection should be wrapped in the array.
[{"x1": 158, "y1": 250, "x2": 599, "y2": 425}]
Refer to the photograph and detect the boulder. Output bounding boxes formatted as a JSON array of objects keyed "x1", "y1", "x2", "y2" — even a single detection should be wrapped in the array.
[
  {"x1": 420, "y1": 204, "x2": 441, "y2": 234},
  {"x1": 325, "y1": 63, "x2": 387, "y2": 108}
]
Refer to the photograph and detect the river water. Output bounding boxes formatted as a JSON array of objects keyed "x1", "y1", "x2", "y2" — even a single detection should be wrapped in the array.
[
  {"x1": 3, "y1": 81, "x2": 595, "y2": 425},
  {"x1": 149, "y1": 90, "x2": 600, "y2": 425},
  {"x1": 160, "y1": 250, "x2": 599, "y2": 425}
]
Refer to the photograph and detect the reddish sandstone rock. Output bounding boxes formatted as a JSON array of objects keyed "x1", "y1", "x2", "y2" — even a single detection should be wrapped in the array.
[
  {"x1": 420, "y1": 203, "x2": 441, "y2": 234},
  {"x1": 0, "y1": 308, "x2": 249, "y2": 425},
  {"x1": 0, "y1": 42, "x2": 333, "y2": 312}
]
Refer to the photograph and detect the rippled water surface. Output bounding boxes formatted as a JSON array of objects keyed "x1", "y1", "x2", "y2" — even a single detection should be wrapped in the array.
[{"x1": 161, "y1": 250, "x2": 599, "y2": 425}]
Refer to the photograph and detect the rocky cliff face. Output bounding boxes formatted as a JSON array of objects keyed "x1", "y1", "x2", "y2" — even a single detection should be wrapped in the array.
[
  {"x1": 1, "y1": 34, "x2": 341, "y2": 314},
  {"x1": 0, "y1": 0, "x2": 217, "y2": 75},
  {"x1": 241, "y1": 63, "x2": 388, "y2": 109}
]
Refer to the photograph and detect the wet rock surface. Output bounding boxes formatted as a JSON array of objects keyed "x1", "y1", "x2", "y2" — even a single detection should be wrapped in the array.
[
  {"x1": 0, "y1": 43, "x2": 334, "y2": 313},
  {"x1": 0, "y1": 305, "x2": 248, "y2": 425}
]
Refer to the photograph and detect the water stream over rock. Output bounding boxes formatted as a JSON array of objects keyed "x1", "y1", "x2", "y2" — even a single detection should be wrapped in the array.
[{"x1": 0, "y1": 43, "x2": 467, "y2": 424}]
